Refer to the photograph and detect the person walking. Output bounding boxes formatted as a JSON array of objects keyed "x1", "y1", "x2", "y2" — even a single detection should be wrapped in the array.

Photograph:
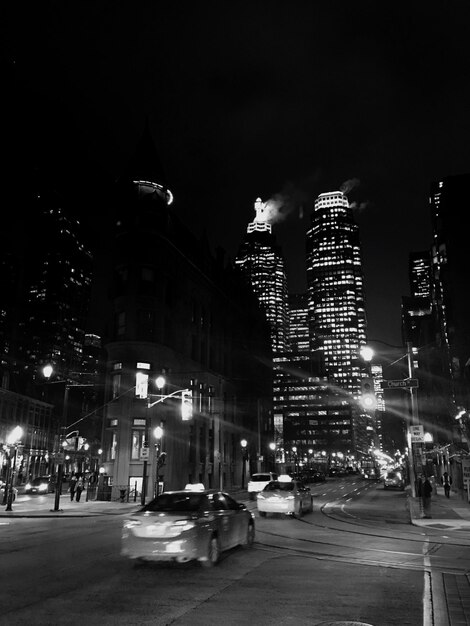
[
  {"x1": 75, "y1": 475, "x2": 84, "y2": 502},
  {"x1": 441, "y1": 471, "x2": 452, "y2": 498},
  {"x1": 421, "y1": 475, "x2": 433, "y2": 518},
  {"x1": 69, "y1": 474, "x2": 77, "y2": 501}
]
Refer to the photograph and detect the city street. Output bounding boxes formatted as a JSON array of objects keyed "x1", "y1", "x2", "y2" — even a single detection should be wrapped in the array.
[{"x1": 1, "y1": 477, "x2": 469, "y2": 625}]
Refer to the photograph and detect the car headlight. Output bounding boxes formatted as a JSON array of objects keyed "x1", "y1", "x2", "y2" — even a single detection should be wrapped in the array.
[
  {"x1": 25, "y1": 483, "x2": 32, "y2": 490},
  {"x1": 39, "y1": 485, "x2": 47, "y2": 492},
  {"x1": 257, "y1": 493, "x2": 265, "y2": 499},
  {"x1": 286, "y1": 495, "x2": 295, "y2": 500}
]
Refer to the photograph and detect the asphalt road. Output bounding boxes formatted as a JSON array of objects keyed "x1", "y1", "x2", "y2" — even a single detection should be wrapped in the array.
[{"x1": 0, "y1": 476, "x2": 468, "y2": 625}]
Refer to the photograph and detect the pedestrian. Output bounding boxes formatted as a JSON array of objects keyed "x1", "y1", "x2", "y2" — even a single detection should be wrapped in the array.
[
  {"x1": 441, "y1": 471, "x2": 452, "y2": 498},
  {"x1": 69, "y1": 474, "x2": 78, "y2": 501},
  {"x1": 75, "y1": 475, "x2": 84, "y2": 502},
  {"x1": 421, "y1": 474, "x2": 433, "y2": 518}
]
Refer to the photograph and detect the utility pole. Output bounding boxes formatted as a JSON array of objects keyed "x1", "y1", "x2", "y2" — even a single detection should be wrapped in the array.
[{"x1": 407, "y1": 341, "x2": 421, "y2": 498}]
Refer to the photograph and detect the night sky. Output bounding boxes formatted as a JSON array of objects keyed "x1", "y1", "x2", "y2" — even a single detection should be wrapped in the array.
[{"x1": 5, "y1": 2, "x2": 470, "y2": 347}]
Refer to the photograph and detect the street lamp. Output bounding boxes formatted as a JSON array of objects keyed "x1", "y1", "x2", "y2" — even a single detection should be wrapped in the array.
[
  {"x1": 5, "y1": 426, "x2": 24, "y2": 511},
  {"x1": 153, "y1": 425, "x2": 164, "y2": 498},
  {"x1": 240, "y1": 439, "x2": 248, "y2": 489},
  {"x1": 269, "y1": 442, "x2": 276, "y2": 471}
]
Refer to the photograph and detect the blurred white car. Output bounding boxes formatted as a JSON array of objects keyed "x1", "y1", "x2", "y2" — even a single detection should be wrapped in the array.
[
  {"x1": 247, "y1": 472, "x2": 278, "y2": 500},
  {"x1": 383, "y1": 470, "x2": 405, "y2": 490},
  {"x1": 257, "y1": 476, "x2": 313, "y2": 517},
  {"x1": 122, "y1": 488, "x2": 255, "y2": 567}
]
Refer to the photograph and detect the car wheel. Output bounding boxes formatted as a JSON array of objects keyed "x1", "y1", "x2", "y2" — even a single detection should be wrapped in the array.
[
  {"x1": 200, "y1": 535, "x2": 220, "y2": 568},
  {"x1": 259, "y1": 511, "x2": 266, "y2": 517},
  {"x1": 243, "y1": 522, "x2": 255, "y2": 548}
]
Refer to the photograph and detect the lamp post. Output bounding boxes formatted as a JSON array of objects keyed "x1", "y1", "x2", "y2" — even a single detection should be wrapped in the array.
[
  {"x1": 43, "y1": 365, "x2": 69, "y2": 512},
  {"x1": 240, "y1": 439, "x2": 248, "y2": 489},
  {"x1": 153, "y1": 426, "x2": 164, "y2": 498},
  {"x1": 269, "y1": 442, "x2": 276, "y2": 472},
  {"x1": 5, "y1": 426, "x2": 24, "y2": 511}
]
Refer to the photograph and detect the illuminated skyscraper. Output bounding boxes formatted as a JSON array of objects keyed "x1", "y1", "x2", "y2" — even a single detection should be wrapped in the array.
[
  {"x1": 235, "y1": 198, "x2": 289, "y2": 353},
  {"x1": 306, "y1": 190, "x2": 368, "y2": 455},
  {"x1": 409, "y1": 251, "x2": 432, "y2": 299}
]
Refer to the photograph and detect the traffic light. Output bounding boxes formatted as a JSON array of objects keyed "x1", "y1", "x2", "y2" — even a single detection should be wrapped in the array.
[
  {"x1": 360, "y1": 377, "x2": 377, "y2": 411},
  {"x1": 156, "y1": 452, "x2": 167, "y2": 468},
  {"x1": 181, "y1": 390, "x2": 193, "y2": 421}
]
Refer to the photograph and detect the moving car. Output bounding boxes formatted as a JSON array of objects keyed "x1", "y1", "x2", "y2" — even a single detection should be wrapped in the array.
[
  {"x1": 121, "y1": 487, "x2": 255, "y2": 567},
  {"x1": 247, "y1": 472, "x2": 278, "y2": 500},
  {"x1": 383, "y1": 470, "x2": 405, "y2": 490},
  {"x1": 25, "y1": 475, "x2": 56, "y2": 494},
  {"x1": 257, "y1": 475, "x2": 313, "y2": 517}
]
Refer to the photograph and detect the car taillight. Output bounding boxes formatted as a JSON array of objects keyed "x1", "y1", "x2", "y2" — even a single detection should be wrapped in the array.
[{"x1": 173, "y1": 520, "x2": 195, "y2": 532}]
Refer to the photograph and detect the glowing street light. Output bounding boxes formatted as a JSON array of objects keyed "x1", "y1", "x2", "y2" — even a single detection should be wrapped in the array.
[
  {"x1": 240, "y1": 439, "x2": 248, "y2": 489},
  {"x1": 154, "y1": 426, "x2": 164, "y2": 498}
]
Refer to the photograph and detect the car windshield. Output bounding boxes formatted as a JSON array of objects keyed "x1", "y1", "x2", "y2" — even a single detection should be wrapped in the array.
[
  {"x1": 141, "y1": 492, "x2": 208, "y2": 512},
  {"x1": 264, "y1": 481, "x2": 294, "y2": 492},
  {"x1": 251, "y1": 475, "x2": 272, "y2": 482},
  {"x1": 32, "y1": 477, "x2": 48, "y2": 485}
]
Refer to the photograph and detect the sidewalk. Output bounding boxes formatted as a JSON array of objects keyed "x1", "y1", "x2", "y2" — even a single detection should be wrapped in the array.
[
  {"x1": 0, "y1": 487, "x2": 251, "y2": 518},
  {"x1": 408, "y1": 484, "x2": 470, "y2": 531}
]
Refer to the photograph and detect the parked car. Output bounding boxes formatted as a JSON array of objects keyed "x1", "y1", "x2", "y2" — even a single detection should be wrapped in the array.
[
  {"x1": 311, "y1": 471, "x2": 326, "y2": 483},
  {"x1": 383, "y1": 470, "x2": 405, "y2": 490},
  {"x1": 24, "y1": 475, "x2": 56, "y2": 494},
  {"x1": 121, "y1": 487, "x2": 255, "y2": 567},
  {"x1": 0, "y1": 480, "x2": 17, "y2": 501},
  {"x1": 257, "y1": 475, "x2": 313, "y2": 517},
  {"x1": 247, "y1": 472, "x2": 278, "y2": 500}
]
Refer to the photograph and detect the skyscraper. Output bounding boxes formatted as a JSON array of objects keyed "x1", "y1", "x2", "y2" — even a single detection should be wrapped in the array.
[
  {"x1": 235, "y1": 198, "x2": 289, "y2": 353},
  {"x1": 428, "y1": 174, "x2": 470, "y2": 439},
  {"x1": 306, "y1": 191, "x2": 369, "y2": 456}
]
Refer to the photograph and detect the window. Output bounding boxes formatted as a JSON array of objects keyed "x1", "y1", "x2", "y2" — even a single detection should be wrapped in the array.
[
  {"x1": 135, "y1": 372, "x2": 149, "y2": 399},
  {"x1": 131, "y1": 430, "x2": 145, "y2": 460},
  {"x1": 110, "y1": 432, "x2": 117, "y2": 460},
  {"x1": 112, "y1": 374, "x2": 121, "y2": 399},
  {"x1": 116, "y1": 312, "x2": 126, "y2": 336}
]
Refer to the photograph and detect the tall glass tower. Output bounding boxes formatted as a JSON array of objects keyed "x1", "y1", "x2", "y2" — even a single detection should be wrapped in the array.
[
  {"x1": 235, "y1": 198, "x2": 289, "y2": 353},
  {"x1": 306, "y1": 190, "x2": 368, "y2": 456}
]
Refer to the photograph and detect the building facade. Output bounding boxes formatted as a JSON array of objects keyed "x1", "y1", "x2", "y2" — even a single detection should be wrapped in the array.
[{"x1": 99, "y1": 146, "x2": 273, "y2": 498}]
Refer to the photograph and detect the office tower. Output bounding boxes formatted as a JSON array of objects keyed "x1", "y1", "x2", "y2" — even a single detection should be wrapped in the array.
[
  {"x1": 306, "y1": 191, "x2": 369, "y2": 457},
  {"x1": 428, "y1": 174, "x2": 470, "y2": 441},
  {"x1": 288, "y1": 293, "x2": 309, "y2": 353},
  {"x1": 409, "y1": 251, "x2": 432, "y2": 299},
  {"x1": 235, "y1": 198, "x2": 289, "y2": 353}
]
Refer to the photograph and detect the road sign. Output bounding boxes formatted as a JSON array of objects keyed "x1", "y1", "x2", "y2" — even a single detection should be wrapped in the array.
[
  {"x1": 381, "y1": 378, "x2": 419, "y2": 390},
  {"x1": 409, "y1": 425, "x2": 424, "y2": 443},
  {"x1": 140, "y1": 447, "x2": 149, "y2": 460},
  {"x1": 56, "y1": 453, "x2": 65, "y2": 463},
  {"x1": 462, "y1": 459, "x2": 470, "y2": 485}
]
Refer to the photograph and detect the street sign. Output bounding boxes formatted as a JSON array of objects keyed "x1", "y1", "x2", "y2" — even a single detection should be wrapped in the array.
[
  {"x1": 381, "y1": 378, "x2": 419, "y2": 390},
  {"x1": 462, "y1": 459, "x2": 470, "y2": 485},
  {"x1": 409, "y1": 425, "x2": 424, "y2": 443},
  {"x1": 140, "y1": 447, "x2": 149, "y2": 460},
  {"x1": 56, "y1": 453, "x2": 65, "y2": 463}
]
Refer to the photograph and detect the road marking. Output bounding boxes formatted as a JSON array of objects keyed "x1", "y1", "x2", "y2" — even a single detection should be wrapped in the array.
[{"x1": 422, "y1": 538, "x2": 432, "y2": 626}]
